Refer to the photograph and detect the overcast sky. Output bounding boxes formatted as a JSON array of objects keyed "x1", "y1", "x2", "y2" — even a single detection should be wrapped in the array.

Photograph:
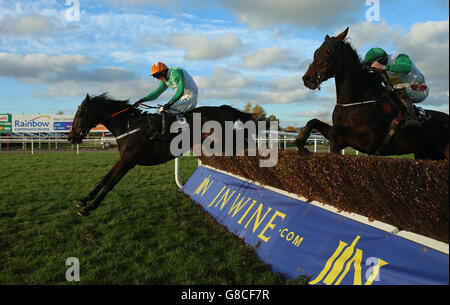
[{"x1": 0, "y1": 0, "x2": 448, "y2": 127}]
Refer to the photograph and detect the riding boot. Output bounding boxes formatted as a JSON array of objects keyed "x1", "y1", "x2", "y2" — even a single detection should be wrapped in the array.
[
  {"x1": 395, "y1": 89, "x2": 420, "y2": 127},
  {"x1": 149, "y1": 111, "x2": 170, "y2": 141}
]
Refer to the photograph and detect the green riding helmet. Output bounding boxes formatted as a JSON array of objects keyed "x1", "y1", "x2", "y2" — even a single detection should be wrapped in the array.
[{"x1": 364, "y1": 47, "x2": 388, "y2": 65}]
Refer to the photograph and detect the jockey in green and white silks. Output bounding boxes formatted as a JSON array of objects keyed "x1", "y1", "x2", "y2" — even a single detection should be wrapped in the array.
[
  {"x1": 135, "y1": 62, "x2": 198, "y2": 141},
  {"x1": 140, "y1": 63, "x2": 198, "y2": 114},
  {"x1": 364, "y1": 48, "x2": 429, "y2": 126}
]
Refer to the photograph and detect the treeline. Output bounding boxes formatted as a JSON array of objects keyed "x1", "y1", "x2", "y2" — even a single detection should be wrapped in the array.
[{"x1": 243, "y1": 102, "x2": 299, "y2": 132}]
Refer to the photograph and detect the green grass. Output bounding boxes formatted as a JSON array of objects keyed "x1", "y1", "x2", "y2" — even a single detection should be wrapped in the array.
[{"x1": 0, "y1": 152, "x2": 306, "y2": 285}]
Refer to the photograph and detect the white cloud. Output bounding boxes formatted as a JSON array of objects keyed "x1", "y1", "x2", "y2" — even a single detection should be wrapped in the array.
[
  {"x1": 393, "y1": 20, "x2": 449, "y2": 107},
  {"x1": 34, "y1": 77, "x2": 165, "y2": 102},
  {"x1": 291, "y1": 109, "x2": 333, "y2": 124},
  {"x1": 395, "y1": 20, "x2": 449, "y2": 78},
  {"x1": 342, "y1": 21, "x2": 404, "y2": 50},
  {"x1": 0, "y1": 52, "x2": 138, "y2": 84},
  {"x1": 0, "y1": 13, "x2": 55, "y2": 36},
  {"x1": 219, "y1": 0, "x2": 364, "y2": 29},
  {"x1": 168, "y1": 33, "x2": 243, "y2": 60},
  {"x1": 269, "y1": 76, "x2": 304, "y2": 91},
  {"x1": 196, "y1": 68, "x2": 314, "y2": 106},
  {"x1": 241, "y1": 46, "x2": 301, "y2": 70},
  {"x1": 194, "y1": 67, "x2": 257, "y2": 89},
  {"x1": 108, "y1": 0, "x2": 186, "y2": 9},
  {"x1": 259, "y1": 88, "x2": 312, "y2": 104},
  {"x1": 0, "y1": 52, "x2": 90, "y2": 81}
]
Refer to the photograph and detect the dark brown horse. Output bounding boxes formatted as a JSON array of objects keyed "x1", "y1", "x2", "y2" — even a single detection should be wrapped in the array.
[
  {"x1": 296, "y1": 27, "x2": 449, "y2": 160},
  {"x1": 68, "y1": 93, "x2": 254, "y2": 216}
]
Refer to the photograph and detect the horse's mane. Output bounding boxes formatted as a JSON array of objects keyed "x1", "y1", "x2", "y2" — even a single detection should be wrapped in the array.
[
  {"x1": 91, "y1": 93, "x2": 143, "y2": 115},
  {"x1": 342, "y1": 39, "x2": 364, "y2": 69},
  {"x1": 91, "y1": 93, "x2": 130, "y2": 106}
]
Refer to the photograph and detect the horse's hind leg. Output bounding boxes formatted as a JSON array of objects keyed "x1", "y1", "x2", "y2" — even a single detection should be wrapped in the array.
[
  {"x1": 77, "y1": 158, "x2": 135, "y2": 216},
  {"x1": 295, "y1": 119, "x2": 332, "y2": 155}
]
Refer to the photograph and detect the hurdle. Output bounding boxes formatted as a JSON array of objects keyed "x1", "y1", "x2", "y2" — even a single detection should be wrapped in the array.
[{"x1": 179, "y1": 155, "x2": 449, "y2": 285}]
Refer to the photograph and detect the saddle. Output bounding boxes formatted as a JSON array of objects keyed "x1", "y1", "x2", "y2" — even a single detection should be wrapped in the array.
[
  {"x1": 127, "y1": 112, "x2": 188, "y2": 141},
  {"x1": 389, "y1": 93, "x2": 430, "y2": 125}
]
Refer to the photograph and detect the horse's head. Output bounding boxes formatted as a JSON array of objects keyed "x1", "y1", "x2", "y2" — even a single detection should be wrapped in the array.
[
  {"x1": 68, "y1": 94, "x2": 99, "y2": 144},
  {"x1": 302, "y1": 27, "x2": 349, "y2": 90}
]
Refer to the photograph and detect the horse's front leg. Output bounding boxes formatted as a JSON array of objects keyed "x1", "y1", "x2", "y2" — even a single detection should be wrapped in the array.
[
  {"x1": 77, "y1": 158, "x2": 135, "y2": 216},
  {"x1": 295, "y1": 118, "x2": 333, "y2": 155},
  {"x1": 76, "y1": 168, "x2": 115, "y2": 207}
]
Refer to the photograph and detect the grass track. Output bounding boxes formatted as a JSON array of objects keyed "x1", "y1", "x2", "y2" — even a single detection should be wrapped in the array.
[{"x1": 0, "y1": 152, "x2": 305, "y2": 284}]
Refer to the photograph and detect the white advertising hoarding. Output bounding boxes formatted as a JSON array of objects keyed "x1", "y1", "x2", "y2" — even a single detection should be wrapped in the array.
[{"x1": 11, "y1": 115, "x2": 108, "y2": 133}]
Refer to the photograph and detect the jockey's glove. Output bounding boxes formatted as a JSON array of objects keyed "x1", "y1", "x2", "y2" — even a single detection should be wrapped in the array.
[
  {"x1": 163, "y1": 102, "x2": 172, "y2": 111},
  {"x1": 133, "y1": 99, "x2": 145, "y2": 107}
]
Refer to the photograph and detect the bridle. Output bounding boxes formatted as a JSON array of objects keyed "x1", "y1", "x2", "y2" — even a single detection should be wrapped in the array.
[
  {"x1": 309, "y1": 40, "x2": 364, "y2": 88},
  {"x1": 309, "y1": 40, "x2": 340, "y2": 85},
  {"x1": 72, "y1": 99, "x2": 169, "y2": 141},
  {"x1": 308, "y1": 40, "x2": 390, "y2": 107},
  {"x1": 73, "y1": 103, "x2": 97, "y2": 139}
]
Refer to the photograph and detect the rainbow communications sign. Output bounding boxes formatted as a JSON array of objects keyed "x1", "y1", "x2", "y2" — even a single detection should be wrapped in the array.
[{"x1": 11, "y1": 115, "x2": 107, "y2": 133}]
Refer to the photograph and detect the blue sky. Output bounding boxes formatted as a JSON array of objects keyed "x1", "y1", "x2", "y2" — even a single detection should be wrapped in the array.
[{"x1": 0, "y1": 0, "x2": 448, "y2": 127}]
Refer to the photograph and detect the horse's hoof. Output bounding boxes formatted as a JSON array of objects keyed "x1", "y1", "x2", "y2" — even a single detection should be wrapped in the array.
[
  {"x1": 298, "y1": 147, "x2": 311, "y2": 156},
  {"x1": 77, "y1": 209, "x2": 90, "y2": 217},
  {"x1": 76, "y1": 201, "x2": 86, "y2": 208}
]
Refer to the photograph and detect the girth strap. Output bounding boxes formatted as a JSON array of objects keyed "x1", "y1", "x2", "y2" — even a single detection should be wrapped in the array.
[
  {"x1": 116, "y1": 128, "x2": 141, "y2": 140},
  {"x1": 375, "y1": 114, "x2": 402, "y2": 155}
]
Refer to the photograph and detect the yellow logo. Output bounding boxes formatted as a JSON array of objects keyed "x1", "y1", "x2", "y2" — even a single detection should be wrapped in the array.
[
  {"x1": 193, "y1": 175, "x2": 214, "y2": 197},
  {"x1": 309, "y1": 235, "x2": 388, "y2": 285}
]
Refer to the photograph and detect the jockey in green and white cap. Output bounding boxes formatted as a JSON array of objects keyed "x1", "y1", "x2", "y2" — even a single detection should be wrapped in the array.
[{"x1": 364, "y1": 48, "x2": 429, "y2": 127}]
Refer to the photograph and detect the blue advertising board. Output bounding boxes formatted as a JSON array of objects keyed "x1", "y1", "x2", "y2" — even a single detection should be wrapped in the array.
[
  {"x1": 181, "y1": 166, "x2": 449, "y2": 285},
  {"x1": 53, "y1": 121, "x2": 72, "y2": 131}
]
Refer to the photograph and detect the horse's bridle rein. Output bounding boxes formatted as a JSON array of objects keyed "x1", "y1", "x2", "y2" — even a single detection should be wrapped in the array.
[{"x1": 74, "y1": 101, "x2": 157, "y2": 137}]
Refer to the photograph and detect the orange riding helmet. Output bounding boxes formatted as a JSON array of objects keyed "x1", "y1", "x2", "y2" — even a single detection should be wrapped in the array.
[{"x1": 151, "y1": 62, "x2": 168, "y2": 76}]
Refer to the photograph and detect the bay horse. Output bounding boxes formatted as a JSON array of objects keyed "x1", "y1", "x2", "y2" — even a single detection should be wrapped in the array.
[
  {"x1": 68, "y1": 93, "x2": 254, "y2": 216},
  {"x1": 296, "y1": 27, "x2": 449, "y2": 160}
]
